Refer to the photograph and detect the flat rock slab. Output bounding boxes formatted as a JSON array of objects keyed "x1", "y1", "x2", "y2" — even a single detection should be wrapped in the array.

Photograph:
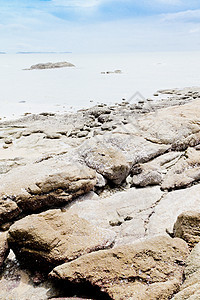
[
  {"x1": 68, "y1": 186, "x2": 164, "y2": 245},
  {"x1": 147, "y1": 184, "x2": 200, "y2": 237},
  {"x1": 50, "y1": 236, "x2": 189, "y2": 300},
  {"x1": 8, "y1": 209, "x2": 116, "y2": 270},
  {"x1": 138, "y1": 99, "x2": 200, "y2": 149},
  {"x1": 0, "y1": 158, "x2": 96, "y2": 213}
]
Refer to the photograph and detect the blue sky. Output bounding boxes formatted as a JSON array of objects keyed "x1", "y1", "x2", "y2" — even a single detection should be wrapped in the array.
[{"x1": 0, "y1": 0, "x2": 200, "y2": 52}]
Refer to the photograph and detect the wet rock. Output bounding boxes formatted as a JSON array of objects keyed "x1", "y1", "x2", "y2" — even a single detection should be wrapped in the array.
[
  {"x1": 0, "y1": 159, "x2": 96, "y2": 213},
  {"x1": 50, "y1": 236, "x2": 189, "y2": 300},
  {"x1": 173, "y1": 211, "x2": 200, "y2": 248},
  {"x1": 0, "y1": 251, "x2": 61, "y2": 300},
  {"x1": 8, "y1": 209, "x2": 116, "y2": 271},
  {"x1": 0, "y1": 232, "x2": 9, "y2": 267}
]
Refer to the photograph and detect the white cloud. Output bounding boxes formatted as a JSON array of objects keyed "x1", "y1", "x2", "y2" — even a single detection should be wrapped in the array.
[{"x1": 162, "y1": 9, "x2": 200, "y2": 22}]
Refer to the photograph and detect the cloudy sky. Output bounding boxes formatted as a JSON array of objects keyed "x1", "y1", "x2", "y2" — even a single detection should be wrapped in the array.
[{"x1": 0, "y1": 0, "x2": 200, "y2": 52}]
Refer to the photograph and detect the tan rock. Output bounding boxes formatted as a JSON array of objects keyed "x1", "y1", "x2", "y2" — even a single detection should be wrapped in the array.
[
  {"x1": 0, "y1": 232, "x2": 9, "y2": 267},
  {"x1": 0, "y1": 159, "x2": 96, "y2": 213},
  {"x1": 173, "y1": 242, "x2": 200, "y2": 299},
  {"x1": 0, "y1": 199, "x2": 21, "y2": 225},
  {"x1": 68, "y1": 186, "x2": 164, "y2": 246},
  {"x1": 79, "y1": 139, "x2": 130, "y2": 185},
  {"x1": 138, "y1": 99, "x2": 200, "y2": 149},
  {"x1": 79, "y1": 133, "x2": 169, "y2": 185},
  {"x1": 161, "y1": 148, "x2": 200, "y2": 190},
  {"x1": 173, "y1": 211, "x2": 200, "y2": 248},
  {"x1": 8, "y1": 209, "x2": 116, "y2": 270},
  {"x1": 50, "y1": 236, "x2": 189, "y2": 300}
]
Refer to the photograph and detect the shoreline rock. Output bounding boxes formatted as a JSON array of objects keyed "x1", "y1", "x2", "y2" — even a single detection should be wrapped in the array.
[
  {"x1": 1, "y1": 86, "x2": 200, "y2": 299},
  {"x1": 24, "y1": 61, "x2": 75, "y2": 70}
]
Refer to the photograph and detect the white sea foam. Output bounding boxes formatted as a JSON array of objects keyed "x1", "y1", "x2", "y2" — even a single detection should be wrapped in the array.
[{"x1": 0, "y1": 51, "x2": 200, "y2": 119}]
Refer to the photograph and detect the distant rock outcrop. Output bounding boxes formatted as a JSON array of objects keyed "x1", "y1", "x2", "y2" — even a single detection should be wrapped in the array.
[{"x1": 25, "y1": 61, "x2": 75, "y2": 70}]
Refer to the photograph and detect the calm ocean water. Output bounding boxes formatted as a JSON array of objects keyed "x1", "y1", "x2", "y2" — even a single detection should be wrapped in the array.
[{"x1": 0, "y1": 52, "x2": 200, "y2": 119}]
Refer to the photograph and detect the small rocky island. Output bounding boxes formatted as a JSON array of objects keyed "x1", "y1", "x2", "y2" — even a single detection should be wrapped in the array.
[
  {"x1": 25, "y1": 61, "x2": 75, "y2": 70},
  {"x1": 1, "y1": 87, "x2": 200, "y2": 299}
]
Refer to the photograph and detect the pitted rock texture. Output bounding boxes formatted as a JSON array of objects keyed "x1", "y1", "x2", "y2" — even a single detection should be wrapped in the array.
[
  {"x1": 0, "y1": 159, "x2": 96, "y2": 213},
  {"x1": 8, "y1": 209, "x2": 116, "y2": 270},
  {"x1": 173, "y1": 211, "x2": 200, "y2": 248},
  {"x1": 50, "y1": 236, "x2": 189, "y2": 300},
  {"x1": 173, "y1": 242, "x2": 200, "y2": 299}
]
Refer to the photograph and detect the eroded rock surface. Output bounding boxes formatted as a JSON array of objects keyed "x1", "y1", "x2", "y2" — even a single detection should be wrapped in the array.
[
  {"x1": 138, "y1": 99, "x2": 200, "y2": 149},
  {"x1": 8, "y1": 209, "x2": 116, "y2": 270},
  {"x1": 173, "y1": 242, "x2": 200, "y2": 299},
  {"x1": 0, "y1": 159, "x2": 96, "y2": 213},
  {"x1": 50, "y1": 236, "x2": 189, "y2": 300},
  {"x1": 68, "y1": 186, "x2": 164, "y2": 246},
  {"x1": 161, "y1": 148, "x2": 200, "y2": 190},
  {"x1": 173, "y1": 211, "x2": 200, "y2": 248},
  {"x1": 147, "y1": 184, "x2": 200, "y2": 237}
]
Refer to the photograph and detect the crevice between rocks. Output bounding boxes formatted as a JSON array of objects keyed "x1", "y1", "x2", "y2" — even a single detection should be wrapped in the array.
[{"x1": 144, "y1": 192, "x2": 168, "y2": 236}]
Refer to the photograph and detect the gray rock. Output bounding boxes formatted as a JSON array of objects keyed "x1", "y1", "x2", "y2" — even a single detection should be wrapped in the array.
[{"x1": 27, "y1": 61, "x2": 75, "y2": 70}]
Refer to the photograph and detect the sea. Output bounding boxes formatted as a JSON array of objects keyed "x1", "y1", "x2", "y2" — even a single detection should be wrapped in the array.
[{"x1": 1, "y1": 51, "x2": 200, "y2": 120}]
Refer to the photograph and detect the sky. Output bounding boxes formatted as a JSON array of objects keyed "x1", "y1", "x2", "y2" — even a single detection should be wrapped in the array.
[{"x1": 0, "y1": 0, "x2": 200, "y2": 53}]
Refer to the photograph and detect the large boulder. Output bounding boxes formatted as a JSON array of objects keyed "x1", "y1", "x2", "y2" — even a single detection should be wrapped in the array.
[
  {"x1": 50, "y1": 236, "x2": 189, "y2": 300},
  {"x1": 130, "y1": 151, "x2": 182, "y2": 188},
  {"x1": 147, "y1": 184, "x2": 200, "y2": 237},
  {"x1": 161, "y1": 148, "x2": 200, "y2": 190},
  {"x1": 138, "y1": 99, "x2": 200, "y2": 150},
  {"x1": 0, "y1": 232, "x2": 9, "y2": 267},
  {"x1": 173, "y1": 242, "x2": 200, "y2": 299},
  {"x1": 173, "y1": 211, "x2": 200, "y2": 248},
  {"x1": 8, "y1": 209, "x2": 116, "y2": 270},
  {"x1": 79, "y1": 133, "x2": 169, "y2": 185},
  {"x1": 79, "y1": 139, "x2": 130, "y2": 185},
  {"x1": 0, "y1": 158, "x2": 96, "y2": 213}
]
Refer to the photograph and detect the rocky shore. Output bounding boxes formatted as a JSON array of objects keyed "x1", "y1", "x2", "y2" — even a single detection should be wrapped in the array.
[{"x1": 1, "y1": 87, "x2": 200, "y2": 299}]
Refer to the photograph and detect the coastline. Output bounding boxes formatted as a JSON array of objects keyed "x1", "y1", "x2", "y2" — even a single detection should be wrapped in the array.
[{"x1": 0, "y1": 86, "x2": 200, "y2": 298}]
